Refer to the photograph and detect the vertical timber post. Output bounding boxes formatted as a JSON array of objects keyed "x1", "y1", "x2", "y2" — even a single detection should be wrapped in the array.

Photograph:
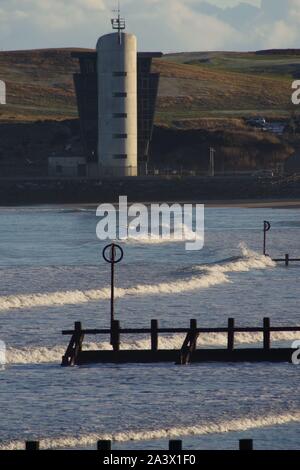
[
  {"x1": 190, "y1": 319, "x2": 197, "y2": 351},
  {"x1": 227, "y1": 318, "x2": 235, "y2": 352},
  {"x1": 263, "y1": 221, "x2": 271, "y2": 256},
  {"x1": 75, "y1": 321, "x2": 82, "y2": 339},
  {"x1": 169, "y1": 440, "x2": 183, "y2": 451},
  {"x1": 26, "y1": 441, "x2": 40, "y2": 451},
  {"x1": 285, "y1": 254, "x2": 289, "y2": 267},
  {"x1": 62, "y1": 321, "x2": 83, "y2": 367},
  {"x1": 263, "y1": 317, "x2": 271, "y2": 351},
  {"x1": 151, "y1": 320, "x2": 158, "y2": 352},
  {"x1": 111, "y1": 320, "x2": 120, "y2": 352},
  {"x1": 239, "y1": 439, "x2": 253, "y2": 451},
  {"x1": 97, "y1": 440, "x2": 112, "y2": 451},
  {"x1": 110, "y1": 245, "x2": 115, "y2": 344}
]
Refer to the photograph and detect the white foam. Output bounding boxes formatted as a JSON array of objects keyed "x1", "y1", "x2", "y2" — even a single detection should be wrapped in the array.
[
  {"x1": 0, "y1": 245, "x2": 275, "y2": 313},
  {"x1": 1, "y1": 411, "x2": 299, "y2": 450},
  {"x1": 124, "y1": 223, "x2": 203, "y2": 244},
  {"x1": 7, "y1": 330, "x2": 299, "y2": 365}
]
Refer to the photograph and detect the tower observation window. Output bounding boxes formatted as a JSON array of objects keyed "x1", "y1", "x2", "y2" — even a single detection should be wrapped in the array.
[
  {"x1": 113, "y1": 154, "x2": 127, "y2": 159},
  {"x1": 113, "y1": 134, "x2": 128, "y2": 139}
]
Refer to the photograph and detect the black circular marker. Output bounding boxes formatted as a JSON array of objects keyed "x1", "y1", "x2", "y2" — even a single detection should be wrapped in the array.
[{"x1": 102, "y1": 243, "x2": 124, "y2": 264}]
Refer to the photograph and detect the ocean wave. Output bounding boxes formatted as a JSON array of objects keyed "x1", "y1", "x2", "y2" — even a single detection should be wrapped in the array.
[
  {"x1": 0, "y1": 245, "x2": 275, "y2": 312},
  {"x1": 0, "y1": 411, "x2": 299, "y2": 450},
  {"x1": 123, "y1": 223, "x2": 203, "y2": 244}
]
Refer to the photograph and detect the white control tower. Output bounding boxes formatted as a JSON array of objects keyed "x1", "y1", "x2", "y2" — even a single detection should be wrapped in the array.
[{"x1": 96, "y1": 7, "x2": 138, "y2": 176}]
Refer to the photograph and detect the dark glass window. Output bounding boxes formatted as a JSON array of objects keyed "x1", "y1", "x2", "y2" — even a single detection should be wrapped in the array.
[
  {"x1": 113, "y1": 92, "x2": 127, "y2": 98},
  {"x1": 113, "y1": 154, "x2": 127, "y2": 159},
  {"x1": 113, "y1": 134, "x2": 128, "y2": 139},
  {"x1": 113, "y1": 113, "x2": 127, "y2": 118},
  {"x1": 113, "y1": 72, "x2": 127, "y2": 77}
]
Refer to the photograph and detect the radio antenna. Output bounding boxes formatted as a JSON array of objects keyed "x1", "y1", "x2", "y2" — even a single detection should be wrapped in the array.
[{"x1": 111, "y1": 1, "x2": 125, "y2": 44}]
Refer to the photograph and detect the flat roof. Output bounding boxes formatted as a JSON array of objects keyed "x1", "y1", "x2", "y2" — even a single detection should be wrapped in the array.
[
  {"x1": 138, "y1": 52, "x2": 163, "y2": 58},
  {"x1": 71, "y1": 52, "x2": 96, "y2": 59},
  {"x1": 71, "y1": 51, "x2": 162, "y2": 59}
]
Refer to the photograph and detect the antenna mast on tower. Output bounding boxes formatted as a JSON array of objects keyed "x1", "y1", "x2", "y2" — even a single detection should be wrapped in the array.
[{"x1": 111, "y1": 1, "x2": 126, "y2": 44}]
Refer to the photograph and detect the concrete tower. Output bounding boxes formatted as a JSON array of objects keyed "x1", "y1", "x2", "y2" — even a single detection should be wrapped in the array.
[{"x1": 96, "y1": 9, "x2": 137, "y2": 176}]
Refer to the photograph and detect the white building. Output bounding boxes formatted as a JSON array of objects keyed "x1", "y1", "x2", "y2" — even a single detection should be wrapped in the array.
[{"x1": 96, "y1": 13, "x2": 138, "y2": 177}]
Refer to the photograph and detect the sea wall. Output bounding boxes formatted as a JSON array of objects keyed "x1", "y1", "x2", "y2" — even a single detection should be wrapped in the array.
[{"x1": 0, "y1": 175, "x2": 299, "y2": 205}]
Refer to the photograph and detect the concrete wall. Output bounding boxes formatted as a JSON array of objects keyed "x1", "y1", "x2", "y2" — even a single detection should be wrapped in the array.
[{"x1": 96, "y1": 32, "x2": 137, "y2": 177}]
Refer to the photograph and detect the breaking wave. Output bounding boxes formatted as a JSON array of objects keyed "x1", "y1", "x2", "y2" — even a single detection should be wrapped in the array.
[
  {"x1": 1, "y1": 411, "x2": 299, "y2": 450},
  {"x1": 0, "y1": 244, "x2": 275, "y2": 313},
  {"x1": 124, "y1": 223, "x2": 203, "y2": 244},
  {"x1": 7, "y1": 330, "x2": 298, "y2": 365}
]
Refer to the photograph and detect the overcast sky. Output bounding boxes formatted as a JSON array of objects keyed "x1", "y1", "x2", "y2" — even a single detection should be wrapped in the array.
[{"x1": 0, "y1": 1, "x2": 299, "y2": 52}]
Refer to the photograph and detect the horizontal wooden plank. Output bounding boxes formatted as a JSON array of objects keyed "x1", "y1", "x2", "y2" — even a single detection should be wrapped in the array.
[
  {"x1": 273, "y1": 258, "x2": 300, "y2": 262},
  {"x1": 76, "y1": 348, "x2": 296, "y2": 365},
  {"x1": 62, "y1": 326, "x2": 300, "y2": 335}
]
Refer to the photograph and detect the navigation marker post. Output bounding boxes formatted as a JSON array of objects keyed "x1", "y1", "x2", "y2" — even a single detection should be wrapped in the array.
[{"x1": 102, "y1": 243, "x2": 124, "y2": 349}]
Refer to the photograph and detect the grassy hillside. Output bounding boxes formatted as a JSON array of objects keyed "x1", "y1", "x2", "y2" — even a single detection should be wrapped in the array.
[
  {"x1": 0, "y1": 48, "x2": 298, "y2": 125},
  {"x1": 154, "y1": 51, "x2": 298, "y2": 124},
  {"x1": 0, "y1": 48, "x2": 81, "y2": 122},
  {"x1": 163, "y1": 51, "x2": 300, "y2": 78}
]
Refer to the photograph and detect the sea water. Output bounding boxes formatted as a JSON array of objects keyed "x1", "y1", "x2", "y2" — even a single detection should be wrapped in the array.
[{"x1": 0, "y1": 205, "x2": 299, "y2": 450}]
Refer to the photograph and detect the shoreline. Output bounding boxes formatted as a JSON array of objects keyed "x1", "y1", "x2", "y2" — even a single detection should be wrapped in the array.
[
  {"x1": 1, "y1": 199, "x2": 300, "y2": 210},
  {"x1": 203, "y1": 199, "x2": 300, "y2": 209}
]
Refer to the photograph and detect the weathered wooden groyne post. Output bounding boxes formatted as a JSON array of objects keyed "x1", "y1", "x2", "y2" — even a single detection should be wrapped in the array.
[
  {"x1": 239, "y1": 439, "x2": 253, "y2": 451},
  {"x1": 22, "y1": 438, "x2": 255, "y2": 450},
  {"x1": 61, "y1": 321, "x2": 84, "y2": 367},
  {"x1": 97, "y1": 440, "x2": 112, "y2": 451},
  {"x1": 25, "y1": 441, "x2": 40, "y2": 451},
  {"x1": 169, "y1": 440, "x2": 183, "y2": 451}
]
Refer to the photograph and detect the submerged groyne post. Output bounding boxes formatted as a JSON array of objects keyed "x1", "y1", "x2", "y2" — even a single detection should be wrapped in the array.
[
  {"x1": 190, "y1": 319, "x2": 198, "y2": 352},
  {"x1": 263, "y1": 221, "x2": 271, "y2": 256},
  {"x1": 97, "y1": 440, "x2": 112, "y2": 451},
  {"x1": 61, "y1": 321, "x2": 84, "y2": 366},
  {"x1": 169, "y1": 440, "x2": 183, "y2": 451},
  {"x1": 263, "y1": 317, "x2": 271, "y2": 351},
  {"x1": 111, "y1": 320, "x2": 120, "y2": 352},
  {"x1": 25, "y1": 441, "x2": 40, "y2": 451},
  {"x1": 227, "y1": 318, "x2": 235, "y2": 352},
  {"x1": 151, "y1": 320, "x2": 158, "y2": 352},
  {"x1": 239, "y1": 439, "x2": 253, "y2": 450}
]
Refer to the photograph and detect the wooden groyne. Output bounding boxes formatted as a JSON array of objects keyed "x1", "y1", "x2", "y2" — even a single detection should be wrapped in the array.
[
  {"x1": 61, "y1": 318, "x2": 299, "y2": 366},
  {"x1": 60, "y1": 238, "x2": 300, "y2": 367}
]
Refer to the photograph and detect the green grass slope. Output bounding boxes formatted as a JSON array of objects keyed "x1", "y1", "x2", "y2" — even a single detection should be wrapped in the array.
[{"x1": 0, "y1": 48, "x2": 298, "y2": 125}]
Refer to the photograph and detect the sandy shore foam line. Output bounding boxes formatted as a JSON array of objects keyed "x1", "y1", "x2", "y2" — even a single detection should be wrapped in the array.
[{"x1": 1, "y1": 411, "x2": 299, "y2": 450}]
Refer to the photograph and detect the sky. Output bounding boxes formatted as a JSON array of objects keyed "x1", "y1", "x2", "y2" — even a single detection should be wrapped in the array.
[{"x1": 0, "y1": 1, "x2": 300, "y2": 52}]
